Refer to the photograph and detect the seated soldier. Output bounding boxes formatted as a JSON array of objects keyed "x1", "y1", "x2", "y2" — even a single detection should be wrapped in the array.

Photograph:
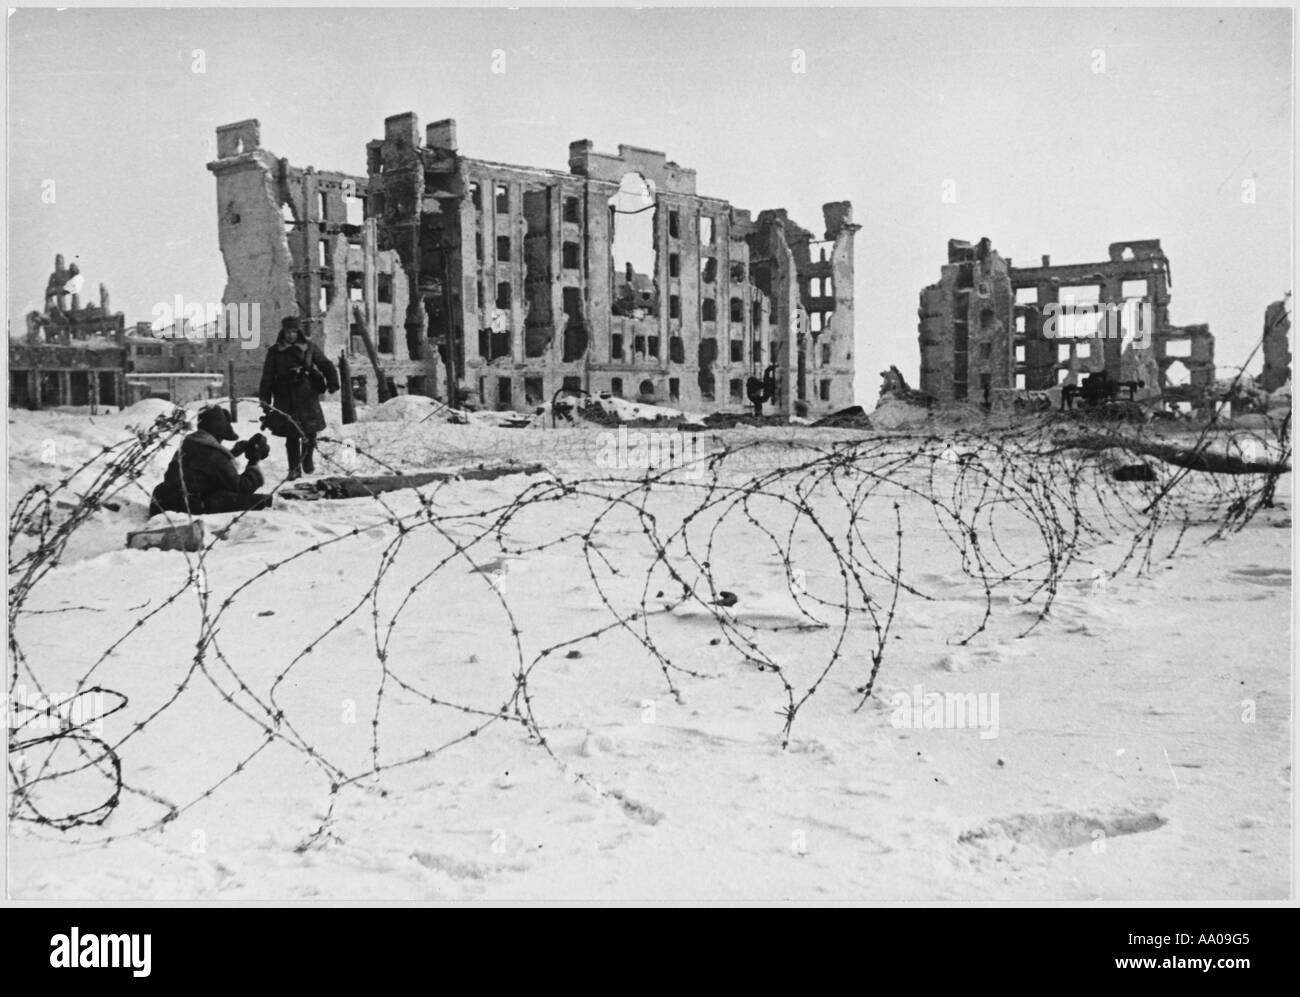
[{"x1": 150, "y1": 407, "x2": 272, "y2": 515}]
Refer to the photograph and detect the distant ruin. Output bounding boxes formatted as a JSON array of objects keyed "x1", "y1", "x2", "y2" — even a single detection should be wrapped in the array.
[
  {"x1": 9, "y1": 255, "x2": 237, "y2": 410},
  {"x1": 10, "y1": 255, "x2": 128, "y2": 410},
  {"x1": 1260, "y1": 296, "x2": 1292, "y2": 393},
  {"x1": 918, "y1": 238, "x2": 1215, "y2": 415}
]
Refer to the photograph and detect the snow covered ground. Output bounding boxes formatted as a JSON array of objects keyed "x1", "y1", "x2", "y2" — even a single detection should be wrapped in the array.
[{"x1": 6, "y1": 401, "x2": 1291, "y2": 900}]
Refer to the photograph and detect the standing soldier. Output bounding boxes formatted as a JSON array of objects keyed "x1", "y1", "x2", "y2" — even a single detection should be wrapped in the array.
[{"x1": 259, "y1": 316, "x2": 339, "y2": 479}]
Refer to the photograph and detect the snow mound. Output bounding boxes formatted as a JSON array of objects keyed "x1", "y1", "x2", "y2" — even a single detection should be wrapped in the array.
[
  {"x1": 359, "y1": 395, "x2": 452, "y2": 424},
  {"x1": 583, "y1": 394, "x2": 698, "y2": 423},
  {"x1": 467, "y1": 409, "x2": 535, "y2": 428},
  {"x1": 116, "y1": 397, "x2": 185, "y2": 422}
]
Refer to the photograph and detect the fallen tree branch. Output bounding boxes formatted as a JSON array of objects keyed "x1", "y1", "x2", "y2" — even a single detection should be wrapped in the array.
[
  {"x1": 1069, "y1": 433, "x2": 1290, "y2": 476},
  {"x1": 281, "y1": 463, "x2": 546, "y2": 500}
]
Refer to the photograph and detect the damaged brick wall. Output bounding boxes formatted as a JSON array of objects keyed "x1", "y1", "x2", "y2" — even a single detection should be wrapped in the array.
[
  {"x1": 1151, "y1": 323, "x2": 1215, "y2": 407},
  {"x1": 210, "y1": 113, "x2": 856, "y2": 414},
  {"x1": 783, "y1": 203, "x2": 859, "y2": 413},
  {"x1": 208, "y1": 118, "x2": 414, "y2": 402},
  {"x1": 206, "y1": 120, "x2": 299, "y2": 397},
  {"x1": 1260, "y1": 297, "x2": 1292, "y2": 393},
  {"x1": 11, "y1": 255, "x2": 127, "y2": 410},
  {"x1": 918, "y1": 237, "x2": 1213, "y2": 413},
  {"x1": 918, "y1": 238, "x2": 1013, "y2": 406}
]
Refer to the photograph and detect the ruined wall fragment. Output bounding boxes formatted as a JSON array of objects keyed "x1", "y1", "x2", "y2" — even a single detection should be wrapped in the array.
[
  {"x1": 1260, "y1": 298, "x2": 1292, "y2": 392},
  {"x1": 920, "y1": 236, "x2": 1213, "y2": 414},
  {"x1": 210, "y1": 114, "x2": 855, "y2": 414},
  {"x1": 206, "y1": 120, "x2": 298, "y2": 394}
]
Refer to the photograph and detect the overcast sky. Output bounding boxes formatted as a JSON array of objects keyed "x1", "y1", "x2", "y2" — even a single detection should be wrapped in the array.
[{"x1": 7, "y1": 5, "x2": 1292, "y2": 403}]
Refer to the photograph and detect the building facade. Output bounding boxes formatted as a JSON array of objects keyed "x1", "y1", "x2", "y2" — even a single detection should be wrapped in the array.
[
  {"x1": 919, "y1": 238, "x2": 1213, "y2": 411},
  {"x1": 10, "y1": 255, "x2": 128, "y2": 410},
  {"x1": 208, "y1": 114, "x2": 857, "y2": 415}
]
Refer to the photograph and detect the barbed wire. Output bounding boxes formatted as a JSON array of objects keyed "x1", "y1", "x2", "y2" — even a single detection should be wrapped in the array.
[{"x1": 7, "y1": 406, "x2": 1289, "y2": 848}]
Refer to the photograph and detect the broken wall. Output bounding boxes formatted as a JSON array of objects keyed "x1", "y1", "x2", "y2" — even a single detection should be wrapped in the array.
[
  {"x1": 920, "y1": 237, "x2": 1213, "y2": 413},
  {"x1": 918, "y1": 237, "x2": 1013, "y2": 406},
  {"x1": 210, "y1": 113, "x2": 856, "y2": 415},
  {"x1": 207, "y1": 120, "x2": 299, "y2": 397},
  {"x1": 1008, "y1": 240, "x2": 1171, "y2": 395},
  {"x1": 210, "y1": 118, "x2": 420, "y2": 403},
  {"x1": 1260, "y1": 298, "x2": 1292, "y2": 392}
]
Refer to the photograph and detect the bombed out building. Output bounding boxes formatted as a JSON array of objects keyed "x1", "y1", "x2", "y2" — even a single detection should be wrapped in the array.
[
  {"x1": 918, "y1": 238, "x2": 1214, "y2": 412},
  {"x1": 207, "y1": 114, "x2": 857, "y2": 415},
  {"x1": 9, "y1": 255, "x2": 128, "y2": 410}
]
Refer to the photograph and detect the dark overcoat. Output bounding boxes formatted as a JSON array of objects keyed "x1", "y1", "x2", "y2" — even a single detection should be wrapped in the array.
[
  {"x1": 258, "y1": 335, "x2": 339, "y2": 437},
  {"x1": 150, "y1": 431, "x2": 266, "y2": 514}
]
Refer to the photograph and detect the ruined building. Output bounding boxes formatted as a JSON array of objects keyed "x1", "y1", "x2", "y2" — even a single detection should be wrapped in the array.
[
  {"x1": 1260, "y1": 297, "x2": 1292, "y2": 393},
  {"x1": 207, "y1": 114, "x2": 857, "y2": 414},
  {"x1": 918, "y1": 238, "x2": 1214, "y2": 413},
  {"x1": 10, "y1": 255, "x2": 128, "y2": 410}
]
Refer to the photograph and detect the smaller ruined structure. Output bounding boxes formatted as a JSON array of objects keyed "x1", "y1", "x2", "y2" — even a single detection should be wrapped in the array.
[
  {"x1": 1260, "y1": 296, "x2": 1292, "y2": 393},
  {"x1": 918, "y1": 238, "x2": 1214, "y2": 415},
  {"x1": 123, "y1": 316, "x2": 238, "y2": 404},
  {"x1": 917, "y1": 238, "x2": 1013, "y2": 409},
  {"x1": 878, "y1": 364, "x2": 930, "y2": 407},
  {"x1": 10, "y1": 255, "x2": 128, "y2": 410}
]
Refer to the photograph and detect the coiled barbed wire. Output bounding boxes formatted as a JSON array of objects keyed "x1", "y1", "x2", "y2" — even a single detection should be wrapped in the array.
[{"x1": 7, "y1": 406, "x2": 1289, "y2": 847}]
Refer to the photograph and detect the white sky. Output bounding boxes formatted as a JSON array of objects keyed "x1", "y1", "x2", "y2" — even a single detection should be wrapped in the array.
[{"x1": 6, "y1": 6, "x2": 1293, "y2": 403}]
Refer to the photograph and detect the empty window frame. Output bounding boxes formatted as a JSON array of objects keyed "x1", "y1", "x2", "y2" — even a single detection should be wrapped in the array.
[
  {"x1": 1122, "y1": 279, "x2": 1149, "y2": 299},
  {"x1": 700, "y1": 216, "x2": 715, "y2": 246}
]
